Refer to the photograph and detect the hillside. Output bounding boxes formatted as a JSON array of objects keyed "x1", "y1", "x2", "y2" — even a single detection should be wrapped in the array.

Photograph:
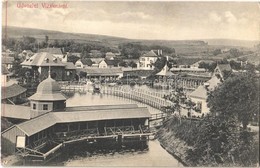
[{"x1": 2, "y1": 26, "x2": 256, "y2": 55}]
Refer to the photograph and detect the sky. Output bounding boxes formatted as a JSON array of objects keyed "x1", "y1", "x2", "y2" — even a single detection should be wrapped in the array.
[{"x1": 2, "y1": 1, "x2": 260, "y2": 41}]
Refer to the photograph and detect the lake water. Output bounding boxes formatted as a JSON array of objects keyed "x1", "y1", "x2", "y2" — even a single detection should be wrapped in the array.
[{"x1": 57, "y1": 92, "x2": 183, "y2": 167}]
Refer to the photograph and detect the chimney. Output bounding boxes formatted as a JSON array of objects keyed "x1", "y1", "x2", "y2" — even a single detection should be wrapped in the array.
[
  {"x1": 160, "y1": 50, "x2": 163, "y2": 55},
  {"x1": 158, "y1": 50, "x2": 160, "y2": 56}
]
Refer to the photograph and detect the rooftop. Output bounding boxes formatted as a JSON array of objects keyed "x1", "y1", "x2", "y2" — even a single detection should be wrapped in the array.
[
  {"x1": 142, "y1": 50, "x2": 158, "y2": 57},
  {"x1": 15, "y1": 106, "x2": 151, "y2": 136},
  {"x1": 21, "y1": 52, "x2": 65, "y2": 67},
  {"x1": 64, "y1": 62, "x2": 76, "y2": 70},
  {"x1": 78, "y1": 67, "x2": 123, "y2": 76},
  {"x1": 1, "y1": 104, "x2": 31, "y2": 120},
  {"x1": 1, "y1": 84, "x2": 27, "y2": 100},
  {"x1": 29, "y1": 76, "x2": 67, "y2": 101},
  {"x1": 189, "y1": 85, "x2": 207, "y2": 99}
]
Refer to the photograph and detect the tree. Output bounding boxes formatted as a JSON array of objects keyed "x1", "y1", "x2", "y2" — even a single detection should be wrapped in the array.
[
  {"x1": 67, "y1": 55, "x2": 80, "y2": 64},
  {"x1": 207, "y1": 71, "x2": 258, "y2": 130},
  {"x1": 230, "y1": 48, "x2": 241, "y2": 57},
  {"x1": 128, "y1": 61, "x2": 137, "y2": 68},
  {"x1": 213, "y1": 48, "x2": 222, "y2": 56}
]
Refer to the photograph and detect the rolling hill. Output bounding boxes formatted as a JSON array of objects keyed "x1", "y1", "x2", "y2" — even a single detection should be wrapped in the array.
[{"x1": 2, "y1": 26, "x2": 257, "y2": 55}]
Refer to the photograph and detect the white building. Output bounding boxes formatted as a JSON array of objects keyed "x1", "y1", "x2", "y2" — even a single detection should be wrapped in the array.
[
  {"x1": 138, "y1": 50, "x2": 159, "y2": 70},
  {"x1": 189, "y1": 75, "x2": 221, "y2": 115},
  {"x1": 75, "y1": 59, "x2": 84, "y2": 69}
]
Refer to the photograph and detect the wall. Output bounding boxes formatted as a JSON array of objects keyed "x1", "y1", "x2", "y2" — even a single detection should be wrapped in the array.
[
  {"x1": 30, "y1": 101, "x2": 53, "y2": 118},
  {"x1": 1, "y1": 126, "x2": 26, "y2": 154},
  {"x1": 40, "y1": 66, "x2": 64, "y2": 81}
]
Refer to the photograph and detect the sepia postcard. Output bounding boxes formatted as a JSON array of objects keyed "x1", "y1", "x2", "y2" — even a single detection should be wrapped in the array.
[{"x1": 1, "y1": 0, "x2": 259, "y2": 167}]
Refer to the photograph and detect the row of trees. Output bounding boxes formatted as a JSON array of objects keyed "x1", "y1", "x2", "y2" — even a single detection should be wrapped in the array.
[
  {"x1": 161, "y1": 66, "x2": 259, "y2": 166},
  {"x1": 119, "y1": 43, "x2": 175, "y2": 59}
]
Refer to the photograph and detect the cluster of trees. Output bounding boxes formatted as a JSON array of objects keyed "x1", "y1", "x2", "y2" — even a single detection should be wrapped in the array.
[
  {"x1": 119, "y1": 43, "x2": 175, "y2": 59},
  {"x1": 2, "y1": 36, "x2": 115, "y2": 59},
  {"x1": 164, "y1": 68, "x2": 259, "y2": 166},
  {"x1": 212, "y1": 48, "x2": 244, "y2": 58}
]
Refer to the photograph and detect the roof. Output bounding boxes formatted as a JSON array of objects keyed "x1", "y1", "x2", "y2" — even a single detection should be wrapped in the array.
[
  {"x1": 79, "y1": 68, "x2": 123, "y2": 76},
  {"x1": 142, "y1": 50, "x2": 158, "y2": 57},
  {"x1": 39, "y1": 48, "x2": 63, "y2": 55},
  {"x1": 104, "y1": 59, "x2": 119, "y2": 66},
  {"x1": 64, "y1": 104, "x2": 138, "y2": 112},
  {"x1": 1, "y1": 84, "x2": 27, "y2": 99},
  {"x1": 2, "y1": 57, "x2": 14, "y2": 64},
  {"x1": 21, "y1": 52, "x2": 65, "y2": 67},
  {"x1": 29, "y1": 76, "x2": 67, "y2": 101},
  {"x1": 54, "y1": 107, "x2": 150, "y2": 123},
  {"x1": 1, "y1": 104, "x2": 31, "y2": 120},
  {"x1": 15, "y1": 106, "x2": 151, "y2": 136},
  {"x1": 189, "y1": 85, "x2": 207, "y2": 99},
  {"x1": 17, "y1": 112, "x2": 58, "y2": 136},
  {"x1": 206, "y1": 75, "x2": 221, "y2": 90},
  {"x1": 81, "y1": 58, "x2": 93, "y2": 66},
  {"x1": 156, "y1": 64, "x2": 174, "y2": 76},
  {"x1": 2, "y1": 64, "x2": 10, "y2": 75},
  {"x1": 90, "y1": 58, "x2": 104, "y2": 64},
  {"x1": 64, "y1": 62, "x2": 76, "y2": 70},
  {"x1": 217, "y1": 64, "x2": 232, "y2": 72}
]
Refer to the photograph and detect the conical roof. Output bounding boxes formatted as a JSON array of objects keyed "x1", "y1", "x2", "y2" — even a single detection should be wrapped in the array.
[{"x1": 29, "y1": 76, "x2": 66, "y2": 101}]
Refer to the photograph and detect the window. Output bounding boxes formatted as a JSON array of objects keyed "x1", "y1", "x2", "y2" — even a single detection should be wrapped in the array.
[
  {"x1": 43, "y1": 104, "x2": 48, "y2": 110},
  {"x1": 33, "y1": 104, "x2": 36, "y2": 110}
]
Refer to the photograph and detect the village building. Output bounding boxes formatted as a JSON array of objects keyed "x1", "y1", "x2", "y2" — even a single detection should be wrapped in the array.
[
  {"x1": 1, "y1": 84, "x2": 27, "y2": 105},
  {"x1": 63, "y1": 62, "x2": 76, "y2": 81},
  {"x1": 75, "y1": 59, "x2": 84, "y2": 69},
  {"x1": 1, "y1": 66, "x2": 27, "y2": 105},
  {"x1": 21, "y1": 52, "x2": 75, "y2": 81},
  {"x1": 156, "y1": 64, "x2": 174, "y2": 80},
  {"x1": 213, "y1": 63, "x2": 232, "y2": 81},
  {"x1": 98, "y1": 59, "x2": 119, "y2": 68},
  {"x1": 39, "y1": 48, "x2": 67, "y2": 63},
  {"x1": 1, "y1": 64, "x2": 11, "y2": 86},
  {"x1": 189, "y1": 64, "x2": 231, "y2": 115},
  {"x1": 90, "y1": 58, "x2": 104, "y2": 67},
  {"x1": 2, "y1": 56, "x2": 14, "y2": 69},
  {"x1": 138, "y1": 50, "x2": 159, "y2": 70},
  {"x1": 78, "y1": 67, "x2": 123, "y2": 80},
  {"x1": 75, "y1": 59, "x2": 93, "y2": 68},
  {"x1": 1, "y1": 74, "x2": 151, "y2": 159}
]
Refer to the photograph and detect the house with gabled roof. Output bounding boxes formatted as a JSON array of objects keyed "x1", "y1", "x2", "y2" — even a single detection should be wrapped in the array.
[
  {"x1": 156, "y1": 64, "x2": 174, "y2": 78},
  {"x1": 98, "y1": 59, "x2": 119, "y2": 68},
  {"x1": 189, "y1": 75, "x2": 221, "y2": 115},
  {"x1": 2, "y1": 56, "x2": 14, "y2": 69},
  {"x1": 138, "y1": 50, "x2": 159, "y2": 70},
  {"x1": 21, "y1": 52, "x2": 74, "y2": 81},
  {"x1": 214, "y1": 63, "x2": 232, "y2": 81}
]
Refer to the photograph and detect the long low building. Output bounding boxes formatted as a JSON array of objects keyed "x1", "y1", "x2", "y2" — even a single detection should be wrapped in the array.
[{"x1": 77, "y1": 67, "x2": 123, "y2": 80}]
